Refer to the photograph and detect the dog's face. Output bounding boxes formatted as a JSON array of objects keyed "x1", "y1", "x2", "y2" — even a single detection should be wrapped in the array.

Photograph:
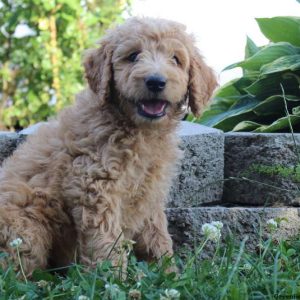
[
  {"x1": 84, "y1": 18, "x2": 217, "y2": 127},
  {"x1": 112, "y1": 30, "x2": 190, "y2": 123}
]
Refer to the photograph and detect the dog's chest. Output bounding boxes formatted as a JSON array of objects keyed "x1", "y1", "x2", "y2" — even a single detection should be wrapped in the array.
[
  {"x1": 120, "y1": 159, "x2": 169, "y2": 232},
  {"x1": 119, "y1": 135, "x2": 180, "y2": 230},
  {"x1": 64, "y1": 128, "x2": 181, "y2": 233}
]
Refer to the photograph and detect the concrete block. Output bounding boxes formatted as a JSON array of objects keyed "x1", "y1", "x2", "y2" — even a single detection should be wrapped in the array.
[
  {"x1": 223, "y1": 132, "x2": 300, "y2": 206},
  {"x1": 167, "y1": 207, "x2": 300, "y2": 254},
  {"x1": 167, "y1": 121, "x2": 224, "y2": 207}
]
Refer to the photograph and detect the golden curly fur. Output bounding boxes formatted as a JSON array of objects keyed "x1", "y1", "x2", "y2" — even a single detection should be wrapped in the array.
[{"x1": 0, "y1": 17, "x2": 217, "y2": 275}]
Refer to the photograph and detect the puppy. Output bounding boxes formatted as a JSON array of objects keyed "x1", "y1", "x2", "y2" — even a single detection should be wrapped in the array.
[{"x1": 0, "y1": 17, "x2": 217, "y2": 275}]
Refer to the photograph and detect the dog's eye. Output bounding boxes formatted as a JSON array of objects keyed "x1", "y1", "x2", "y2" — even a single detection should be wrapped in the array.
[
  {"x1": 173, "y1": 55, "x2": 180, "y2": 65},
  {"x1": 127, "y1": 51, "x2": 140, "y2": 62}
]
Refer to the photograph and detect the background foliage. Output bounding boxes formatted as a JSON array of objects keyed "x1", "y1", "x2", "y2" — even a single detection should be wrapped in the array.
[
  {"x1": 0, "y1": 0, "x2": 130, "y2": 130},
  {"x1": 196, "y1": 15, "x2": 300, "y2": 133}
]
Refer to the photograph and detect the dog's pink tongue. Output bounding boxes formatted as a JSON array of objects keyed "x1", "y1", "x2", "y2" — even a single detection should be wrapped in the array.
[{"x1": 142, "y1": 101, "x2": 165, "y2": 115}]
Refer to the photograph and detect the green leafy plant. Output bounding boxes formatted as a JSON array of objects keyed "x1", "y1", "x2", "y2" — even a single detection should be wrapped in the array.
[
  {"x1": 196, "y1": 15, "x2": 300, "y2": 132},
  {"x1": 0, "y1": 0, "x2": 130, "y2": 130}
]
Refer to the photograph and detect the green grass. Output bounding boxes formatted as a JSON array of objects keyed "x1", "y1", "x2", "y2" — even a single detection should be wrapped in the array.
[{"x1": 2, "y1": 233, "x2": 300, "y2": 300}]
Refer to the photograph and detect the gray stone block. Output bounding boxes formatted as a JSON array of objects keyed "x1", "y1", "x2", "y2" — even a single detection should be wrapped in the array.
[
  {"x1": 167, "y1": 207, "x2": 300, "y2": 254},
  {"x1": 0, "y1": 132, "x2": 25, "y2": 165},
  {"x1": 223, "y1": 132, "x2": 300, "y2": 206},
  {"x1": 168, "y1": 122, "x2": 224, "y2": 207}
]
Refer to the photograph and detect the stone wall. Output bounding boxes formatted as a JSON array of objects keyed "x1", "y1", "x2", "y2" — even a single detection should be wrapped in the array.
[{"x1": 1, "y1": 122, "x2": 300, "y2": 252}]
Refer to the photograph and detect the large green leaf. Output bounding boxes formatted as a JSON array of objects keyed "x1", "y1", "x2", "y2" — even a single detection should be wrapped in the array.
[
  {"x1": 232, "y1": 121, "x2": 261, "y2": 131},
  {"x1": 253, "y1": 95, "x2": 300, "y2": 116},
  {"x1": 245, "y1": 36, "x2": 260, "y2": 59},
  {"x1": 198, "y1": 80, "x2": 244, "y2": 126},
  {"x1": 196, "y1": 13, "x2": 300, "y2": 133},
  {"x1": 197, "y1": 100, "x2": 235, "y2": 127},
  {"x1": 244, "y1": 37, "x2": 262, "y2": 76},
  {"x1": 252, "y1": 95, "x2": 285, "y2": 116},
  {"x1": 214, "y1": 79, "x2": 241, "y2": 98},
  {"x1": 233, "y1": 115, "x2": 300, "y2": 132},
  {"x1": 246, "y1": 72, "x2": 300, "y2": 100},
  {"x1": 214, "y1": 111, "x2": 256, "y2": 132},
  {"x1": 198, "y1": 96, "x2": 260, "y2": 129},
  {"x1": 260, "y1": 55, "x2": 300, "y2": 75},
  {"x1": 256, "y1": 17, "x2": 300, "y2": 47},
  {"x1": 254, "y1": 115, "x2": 300, "y2": 132},
  {"x1": 226, "y1": 43, "x2": 300, "y2": 71},
  {"x1": 233, "y1": 76, "x2": 257, "y2": 94}
]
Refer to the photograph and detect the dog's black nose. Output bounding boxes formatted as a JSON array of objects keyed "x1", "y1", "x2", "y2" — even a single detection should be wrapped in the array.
[{"x1": 145, "y1": 75, "x2": 166, "y2": 92}]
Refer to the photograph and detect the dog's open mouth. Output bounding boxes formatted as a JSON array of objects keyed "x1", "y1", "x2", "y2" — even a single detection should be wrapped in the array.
[{"x1": 137, "y1": 100, "x2": 169, "y2": 119}]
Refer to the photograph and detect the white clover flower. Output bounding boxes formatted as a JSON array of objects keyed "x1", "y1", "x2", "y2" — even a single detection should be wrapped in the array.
[
  {"x1": 267, "y1": 219, "x2": 278, "y2": 231},
  {"x1": 121, "y1": 239, "x2": 136, "y2": 255},
  {"x1": 211, "y1": 221, "x2": 223, "y2": 230},
  {"x1": 242, "y1": 263, "x2": 252, "y2": 272},
  {"x1": 160, "y1": 288, "x2": 180, "y2": 300},
  {"x1": 37, "y1": 280, "x2": 48, "y2": 288},
  {"x1": 105, "y1": 283, "x2": 119, "y2": 290},
  {"x1": 129, "y1": 289, "x2": 142, "y2": 300},
  {"x1": 78, "y1": 296, "x2": 89, "y2": 300},
  {"x1": 9, "y1": 238, "x2": 23, "y2": 248},
  {"x1": 201, "y1": 223, "x2": 221, "y2": 242},
  {"x1": 105, "y1": 283, "x2": 122, "y2": 298}
]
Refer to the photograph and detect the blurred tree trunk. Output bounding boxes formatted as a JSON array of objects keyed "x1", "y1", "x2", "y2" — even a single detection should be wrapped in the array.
[{"x1": 49, "y1": 8, "x2": 62, "y2": 111}]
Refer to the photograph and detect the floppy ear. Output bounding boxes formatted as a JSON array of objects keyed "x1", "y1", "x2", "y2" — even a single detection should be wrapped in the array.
[
  {"x1": 188, "y1": 51, "x2": 218, "y2": 117},
  {"x1": 84, "y1": 39, "x2": 113, "y2": 103}
]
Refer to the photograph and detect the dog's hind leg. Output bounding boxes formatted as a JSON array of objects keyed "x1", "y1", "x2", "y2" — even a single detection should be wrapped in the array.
[
  {"x1": 0, "y1": 207, "x2": 53, "y2": 276},
  {"x1": 0, "y1": 188, "x2": 65, "y2": 277}
]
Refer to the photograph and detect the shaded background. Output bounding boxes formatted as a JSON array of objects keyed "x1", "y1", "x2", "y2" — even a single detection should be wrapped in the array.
[{"x1": 0, "y1": 0, "x2": 298, "y2": 131}]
